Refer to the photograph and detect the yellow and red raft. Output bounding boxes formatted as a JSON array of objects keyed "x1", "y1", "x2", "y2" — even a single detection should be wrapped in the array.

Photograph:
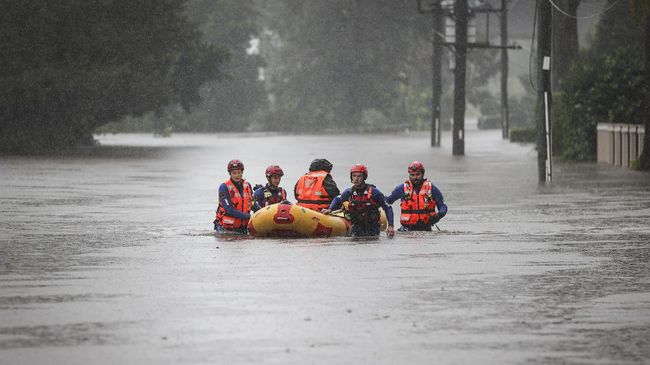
[{"x1": 247, "y1": 202, "x2": 387, "y2": 238}]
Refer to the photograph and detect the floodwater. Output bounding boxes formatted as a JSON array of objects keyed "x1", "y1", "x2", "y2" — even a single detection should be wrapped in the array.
[{"x1": 1, "y1": 129, "x2": 649, "y2": 364}]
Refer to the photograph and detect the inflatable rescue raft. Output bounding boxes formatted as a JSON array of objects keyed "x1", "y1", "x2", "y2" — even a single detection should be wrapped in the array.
[{"x1": 248, "y1": 202, "x2": 387, "y2": 238}]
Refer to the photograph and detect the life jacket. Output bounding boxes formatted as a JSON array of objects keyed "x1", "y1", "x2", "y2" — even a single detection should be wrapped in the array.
[
  {"x1": 295, "y1": 171, "x2": 331, "y2": 211},
  {"x1": 400, "y1": 180, "x2": 437, "y2": 226},
  {"x1": 260, "y1": 185, "x2": 287, "y2": 207},
  {"x1": 215, "y1": 179, "x2": 252, "y2": 229},
  {"x1": 348, "y1": 184, "x2": 380, "y2": 226}
]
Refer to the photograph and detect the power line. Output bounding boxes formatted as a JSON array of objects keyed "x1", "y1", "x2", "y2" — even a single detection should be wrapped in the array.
[{"x1": 547, "y1": 0, "x2": 624, "y2": 20}]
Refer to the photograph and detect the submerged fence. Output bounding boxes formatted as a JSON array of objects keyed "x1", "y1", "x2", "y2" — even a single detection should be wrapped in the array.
[{"x1": 597, "y1": 123, "x2": 645, "y2": 167}]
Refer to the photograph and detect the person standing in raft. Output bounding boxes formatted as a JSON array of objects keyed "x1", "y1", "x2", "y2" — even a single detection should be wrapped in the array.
[
  {"x1": 322, "y1": 164, "x2": 395, "y2": 238},
  {"x1": 386, "y1": 161, "x2": 447, "y2": 232},
  {"x1": 252, "y1": 165, "x2": 287, "y2": 212},
  {"x1": 214, "y1": 159, "x2": 253, "y2": 234},
  {"x1": 294, "y1": 158, "x2": 340, "y2": 212}
]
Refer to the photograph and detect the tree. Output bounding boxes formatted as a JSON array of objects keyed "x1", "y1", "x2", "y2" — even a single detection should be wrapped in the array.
[
  {"x1": 552, "y1": 0, "x2": 647, "y2": 162},
  {"x1": 595, "y1": 0, "x2": 644, "y2": 51},
  {"x1": 553, "y1": 46, "x2": 645, "y2": 161},
  {"x1": 175, "y1": 0, "x2": 266, "y2": 132},
  {"x1": 551, "y1": 0, "x2": 581, "y2": 89},
  {"x1": 466, "y1": 49, "x2": 500, "y2": 116},
  {"x1": 632, "y1": 0, "x2": 650, "y2": 169},
  {"x1": 0, "y1": 0, "x2": 225, "y2": 153},
  {"x1": 259, "y1": 0, "x2": 431, "y2": 132}
]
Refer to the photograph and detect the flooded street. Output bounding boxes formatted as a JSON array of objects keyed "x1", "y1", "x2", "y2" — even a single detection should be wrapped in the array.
[{"x1": 1, "y1": 129, "x2": 649, "y2": 364}]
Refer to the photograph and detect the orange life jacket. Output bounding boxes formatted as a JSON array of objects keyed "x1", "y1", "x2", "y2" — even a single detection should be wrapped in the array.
[
  {"x1": 215, "y1": 179, "x2": 252, "y2": 229},
  {"x1": 400, "y1": 180, "x2": 437, "y2": 226},
  {"x1": 295, "y1": 171, "x2": 331, "y2": 211}
]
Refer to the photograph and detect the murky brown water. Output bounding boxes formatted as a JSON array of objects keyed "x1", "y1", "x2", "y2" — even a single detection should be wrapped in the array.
[{"x1": 1, "y1": 130, "x2": 649, "y2": 364}]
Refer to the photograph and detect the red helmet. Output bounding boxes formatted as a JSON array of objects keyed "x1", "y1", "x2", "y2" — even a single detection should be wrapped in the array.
[
  {"x1": 227, "y1": 159, "x2": 244, "y2": 172},
  {"x1": 265, "y1": 165, "x2": 284, "y2": 178},
  {"x1": 350, "y1": 164, "x2": 368, "y2": 181},
  {"x1": 407, "y1": 161, "x2": 425, "y2": 174}
]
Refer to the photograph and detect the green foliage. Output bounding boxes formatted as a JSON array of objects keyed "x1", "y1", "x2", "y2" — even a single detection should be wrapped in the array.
[
  {"x1": 631, "y1": 0, "x2": 650, "y2": 170},
  {"x1": 259, "y1": 0, "x2": 434, "y2": 132},
  {"x1": 94, "y1": 0, "x2": 266, "y2": 133},
  {"x1": 468, "y1": 90, "x2": 499, "y2": 116},
  {"x1": 552, "y1": 0, "x2": 647, "y2": 162},
  {"x1": 466, "y1": 49, "x2": 501, "y2": 116},
  {"x1": 0, "y1": 0, "x2": 225, "y2": 153},
  {"x1": 174, "y1": 0, "x2": 266, "y2": 132},
  {"x1": 509, "y1": 96, "x2": 535, "y2": 128},
  {"x1": 359, "y1": 109, "x2": 389, "y2": 132},
  {"x1": 597, "y1": 0, "x2": 644, "y2": 45},
  {"x1": 96, "y1": 113, "x2": 157, "y2": 134},
  {"x1": 509, "y1": 126, "x2": 536, "y2": 143},
  {"x1": 553, "y1": 46, "x2": 645, "y2": 161},
  {"x1": 258, "y1": 0, "x2": 500, "y2": 133},
  {"x1": 505, "y1": 76, "x2": 536, "y2": 139}
]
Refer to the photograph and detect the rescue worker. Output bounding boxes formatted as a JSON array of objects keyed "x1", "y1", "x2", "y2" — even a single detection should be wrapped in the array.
[
  {"x1": 214, "y1": 159, "x2": 253, "y2": 234},
  {"x1": 252, "y1": 165, "x2": 287, "y2": 212},
  {"x1": 322, "y1": 164, "x2": 395, "y2": 238},
  {"x1": 386, "y1": 161, "x2": 447, "y2": 231},
  {"x1": 294, "y1": 158, "x2": 340, "y2": 212}
]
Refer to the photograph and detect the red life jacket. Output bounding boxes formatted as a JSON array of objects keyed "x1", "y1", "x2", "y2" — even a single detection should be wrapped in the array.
[
  {"x1": 260, "y1": 186, "x2": 287, "y2": 206},
  {"x1": 400, "y1": 180, "x2": 437, "y2": 226},
  {"x1": 295, "y1": 171, "x2": 331, "y2": 211},
  {"x1": 348, "y1": 184, "x2": 380, "y2": 226},
  {"x1": 215, "y1": 179, "x2": 252, "y2": 229}
]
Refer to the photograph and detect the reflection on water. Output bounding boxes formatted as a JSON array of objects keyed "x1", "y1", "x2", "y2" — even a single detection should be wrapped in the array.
[
  {"x1": 0, "y1": 321, "x2": 137, "y2": 349},
  {"x1": 1, "y1": 131, "x2": 649, "y2": 364}
]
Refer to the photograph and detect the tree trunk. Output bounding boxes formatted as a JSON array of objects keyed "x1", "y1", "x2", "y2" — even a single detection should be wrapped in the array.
[
  {"x1": 640, "y1": 13, "x2": 650, "y2": 170},
  {"x1": 552, "y1": 0, "x2": 580, "y2": 90}
]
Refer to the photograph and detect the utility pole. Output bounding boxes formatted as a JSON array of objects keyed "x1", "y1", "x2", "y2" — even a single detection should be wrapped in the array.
[
  {"x1": 417, "y1": 0, "x2": 519, "y2": 153},
  {"x1": 453, "y1": 0, "x2": 468, "y2": 156},
  {"x1": 431, "y1": 2, "x2": 444, "y2": 147},
  {"x1": 500, "y1": 0, "x2": 509, "y2": 139},
  {"x1": 418, "y1": 0, "x2": 444, "y2": 147},
  {"x1": 536, "y1": 0, "x2": 552, "y2": 182}
]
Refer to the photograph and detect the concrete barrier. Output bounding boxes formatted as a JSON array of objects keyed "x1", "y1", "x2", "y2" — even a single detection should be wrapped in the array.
[{"x1": 597, "y1": 123, "x2": 645, "y2": 167}]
